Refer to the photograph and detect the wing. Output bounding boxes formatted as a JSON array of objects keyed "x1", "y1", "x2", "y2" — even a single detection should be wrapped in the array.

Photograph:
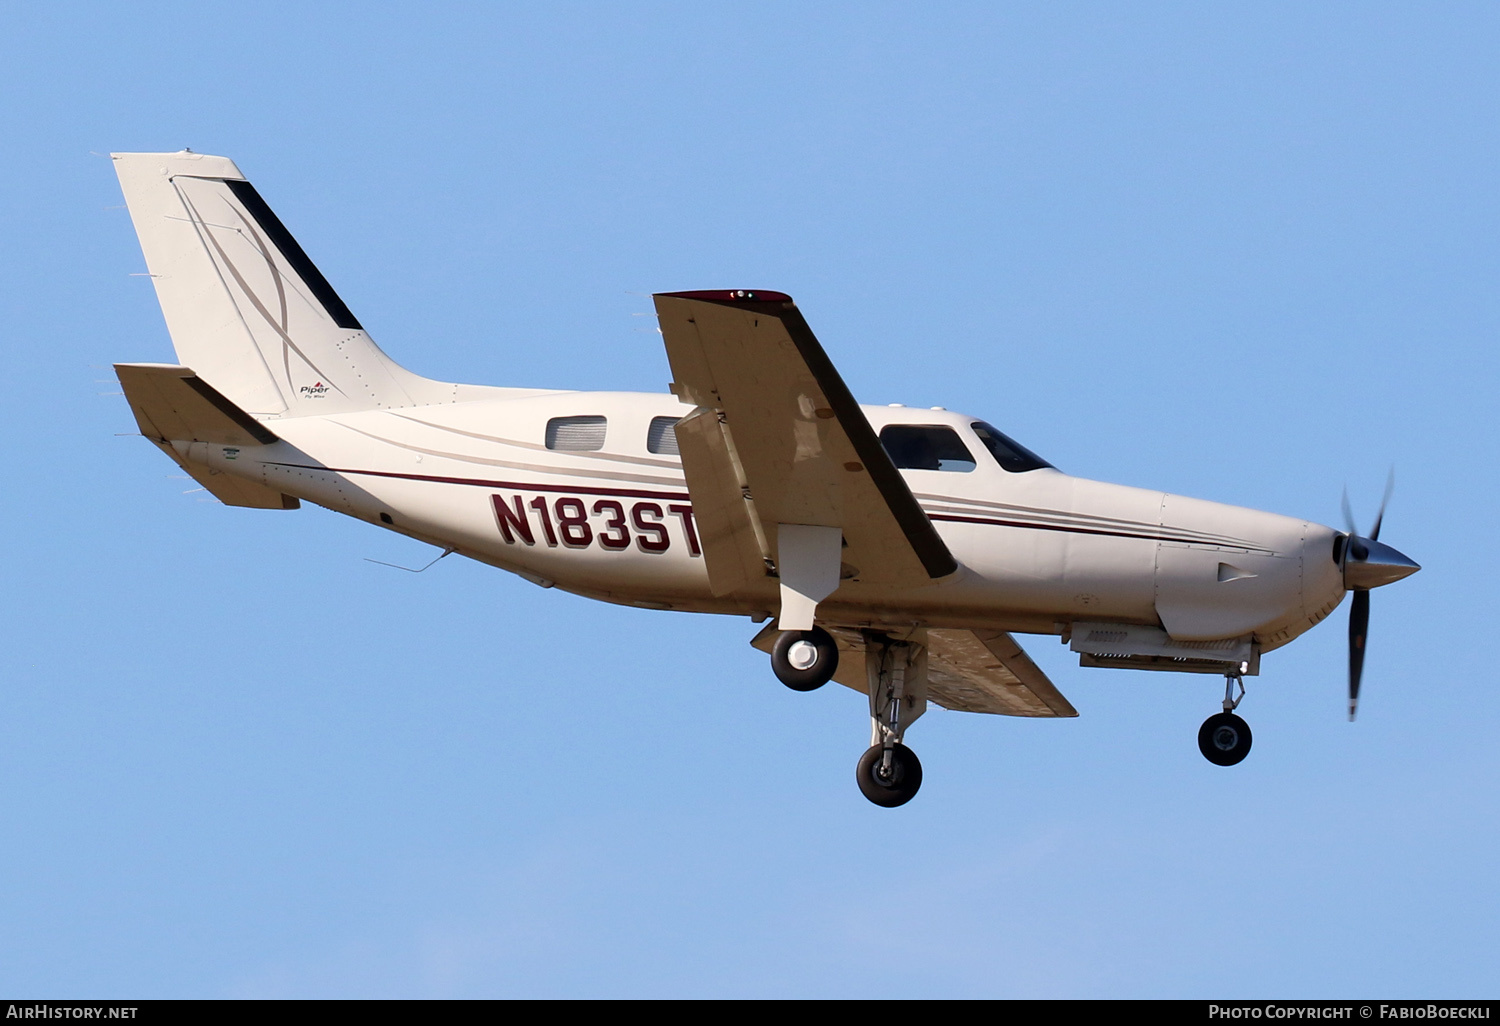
[
  {"x1": 752, "y1": 625, "x2": 1078, "y2": 718},
  {"x1": 921, "y1": 629, "x2": 1077, "y2": 717},
  {"x1": 654, "y1": 290, "x2": 956, "y2": 598}
]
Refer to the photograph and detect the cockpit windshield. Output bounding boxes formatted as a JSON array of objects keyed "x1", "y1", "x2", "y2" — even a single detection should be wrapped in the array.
[{"x1": 970, "y1": 421, "x2": 1054, "y2": 473}]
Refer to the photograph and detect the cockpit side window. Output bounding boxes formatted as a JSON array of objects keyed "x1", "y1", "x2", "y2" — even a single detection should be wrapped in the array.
[
  {"x1": 879, "y1": 425, "x2": 977, "y2": 472},
  {"x1": 970, "y1": 421, "x2": 1053, "y2": 473}
]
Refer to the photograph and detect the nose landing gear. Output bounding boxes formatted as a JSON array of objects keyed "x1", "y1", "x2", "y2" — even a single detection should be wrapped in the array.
[
  {"x1": 1198, "y1": 712, "x2": 1253, "y2": 765},
  {"x1": 1199, "y1": 672, "x2": 1253, "y2": 766}
]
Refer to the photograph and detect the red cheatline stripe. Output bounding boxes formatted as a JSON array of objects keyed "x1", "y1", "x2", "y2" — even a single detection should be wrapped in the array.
[
  {"x1": 929, "y1": 512, "x2": 1215, "y2": 545},
  {"x1": 265, "y1": 463, "x2": 691, "y2": 501},
  {"x1": 269, "y1": 462, "x2": 1263, "y2": 549}
]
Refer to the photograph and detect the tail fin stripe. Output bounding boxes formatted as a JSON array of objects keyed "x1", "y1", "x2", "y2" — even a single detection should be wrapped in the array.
[
  {"x1": 228, "y1": 201, "x2": 294, "y2": 384},
  {"x1": 224, "y1": 179, "x2": 363, "y2": 330},
  {"x1": 236, "y1": 207, "x2": 290, "y2": 334},
  {"x1": 179, "y1": 185, "x2": 350, "y2": 398}
]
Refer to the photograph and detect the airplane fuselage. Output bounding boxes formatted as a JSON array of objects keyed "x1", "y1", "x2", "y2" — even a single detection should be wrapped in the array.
[{"x1": 177, "y1": 387, "x2": 1346, "y2": 653}]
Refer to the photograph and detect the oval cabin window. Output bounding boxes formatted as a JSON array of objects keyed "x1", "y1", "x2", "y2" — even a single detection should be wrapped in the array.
[
  {"x1": 647, "y1": 416, "x2": 681, "y2": 456},
  {"x1": 545, "y1": 416, "x2": 607, "y2": 451}
]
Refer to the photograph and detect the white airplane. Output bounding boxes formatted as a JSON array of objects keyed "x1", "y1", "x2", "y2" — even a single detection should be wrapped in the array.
[{"x1": 110, "y1": 151, "x2": 1420, "y2": 806}]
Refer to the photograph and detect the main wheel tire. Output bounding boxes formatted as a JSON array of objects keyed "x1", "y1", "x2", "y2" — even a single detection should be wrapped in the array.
[
  {"x1": 1198, "y1": 712, "x2": 1253, "y2": 767},
  {"x1": 770, "y1": 627, "x2": 839, "y2": 691},
  {"x1": 856, "y1": 743, "x2": 923, "y2": 807}
]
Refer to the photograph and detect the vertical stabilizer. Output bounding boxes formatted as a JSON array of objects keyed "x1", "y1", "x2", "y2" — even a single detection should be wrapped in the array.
[{"x1": 112, "y1": 151, "x2": 453, "y2": 417}]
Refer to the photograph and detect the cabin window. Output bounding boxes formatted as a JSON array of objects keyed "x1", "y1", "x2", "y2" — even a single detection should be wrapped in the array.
[
  {"x1": 879, "y1": 425, "x2": 977, "y2": 472},
  {"x1": 647, "y1": 416, "x2": 681, "y2": 456},
  {"x1": 970, "y1": 422, "x2": 1053, "y2": 473},
  {"x1": 545, "y1": 415, "x2": 607, "y2": 451}
]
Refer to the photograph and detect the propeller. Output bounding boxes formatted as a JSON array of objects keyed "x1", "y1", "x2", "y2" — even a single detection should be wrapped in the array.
[
  {"x1": 1347, "y1": 588, "x2": 1370, "y2": 722},
  {"x1": 1339, "y1": 472, "x2": 1418, "y2": 721}
]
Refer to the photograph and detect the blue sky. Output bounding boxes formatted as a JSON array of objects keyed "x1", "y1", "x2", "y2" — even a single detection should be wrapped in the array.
[{"x1": 1, "y1": 2, "x2": 1495, "y2": 997}]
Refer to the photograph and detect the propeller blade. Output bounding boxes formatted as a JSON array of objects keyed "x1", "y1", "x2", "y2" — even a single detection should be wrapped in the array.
[
  {"x1": 1370, "y1": 469, "x2": 1395, "y2": 542},
  {"x1": 1341, "y1": 487, "x2": 1356, "y2": 536},
  {"x1": 1348, "y1": 589, "x2": 1370, "y2": 721}
]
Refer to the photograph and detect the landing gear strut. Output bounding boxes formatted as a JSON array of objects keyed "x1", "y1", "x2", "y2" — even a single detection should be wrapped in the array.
[
  {"x1": 1198, "y1": 672, "x2": 1252, "y2": 766},
  {"x1": 856, "y1": 631, "x2": 928, "y2": 807}
]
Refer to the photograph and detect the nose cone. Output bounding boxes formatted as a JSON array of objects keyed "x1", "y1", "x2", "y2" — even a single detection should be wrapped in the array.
[{"x1": 1344, "y1": 536, "x2": 1421, "y2": 590}]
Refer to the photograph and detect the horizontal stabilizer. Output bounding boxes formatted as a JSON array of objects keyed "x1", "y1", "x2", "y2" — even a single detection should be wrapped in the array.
[
  {"x1": 116, "y1": 363, "x2": 298, "y2": 510},
  {"x1": 116, "y1": 363, "x2": 278, "y2": 446}
]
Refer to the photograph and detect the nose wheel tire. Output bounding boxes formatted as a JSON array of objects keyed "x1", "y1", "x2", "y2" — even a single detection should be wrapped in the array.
[
  {"x1": 1198, "y1": 712, "x2": 1253, "y2": 766},
  {"x1": 856, "y1": 743, "x2": 923, "y2": 807},
  {"x1": 770, "y1": 626, "x2": 839, "y2": 691}
]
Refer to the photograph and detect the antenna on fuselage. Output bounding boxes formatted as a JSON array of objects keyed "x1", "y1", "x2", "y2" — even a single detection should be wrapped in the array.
[{"x1": 364, "y1": 547, "x2": 454, "y2": 573}]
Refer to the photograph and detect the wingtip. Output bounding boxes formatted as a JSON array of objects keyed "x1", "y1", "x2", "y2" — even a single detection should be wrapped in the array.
[{"x1": 655, "y1": 289, "x2": 793, "y2": 304}]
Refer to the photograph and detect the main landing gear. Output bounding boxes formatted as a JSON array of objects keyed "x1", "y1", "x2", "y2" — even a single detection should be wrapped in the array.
[
  {"x1": 770, "y1": 626, "x2": 839, "y2": 691},
  {"x1": 1198, "y1": 672, "x2": 1253, "y2": 767},
  {"x1": 857, "y1": 742, "x2": 922, "y2": 808},
  {"x1": 769, "y1": 626, "x2": 929, "y2": 807},
  {"x1": 857, "y1": 633, "x2": 927, "y2": 807}
]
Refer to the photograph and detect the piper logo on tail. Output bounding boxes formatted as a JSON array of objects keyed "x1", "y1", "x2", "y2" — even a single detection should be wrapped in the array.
[{"x1": 299, "y1": 381, "x2": 330, "y2": 398}]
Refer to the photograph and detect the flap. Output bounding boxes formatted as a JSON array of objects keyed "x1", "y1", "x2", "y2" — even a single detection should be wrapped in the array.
[
  {"x1": 654, "y1": 290, "x2": 956, "y2": 592},
  {"x1": 922, "y1": 628, "x2": 1078, "y2": 717},
  {"x1": 672, "y1": 406, "x2": 769, "y2": 596}
]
